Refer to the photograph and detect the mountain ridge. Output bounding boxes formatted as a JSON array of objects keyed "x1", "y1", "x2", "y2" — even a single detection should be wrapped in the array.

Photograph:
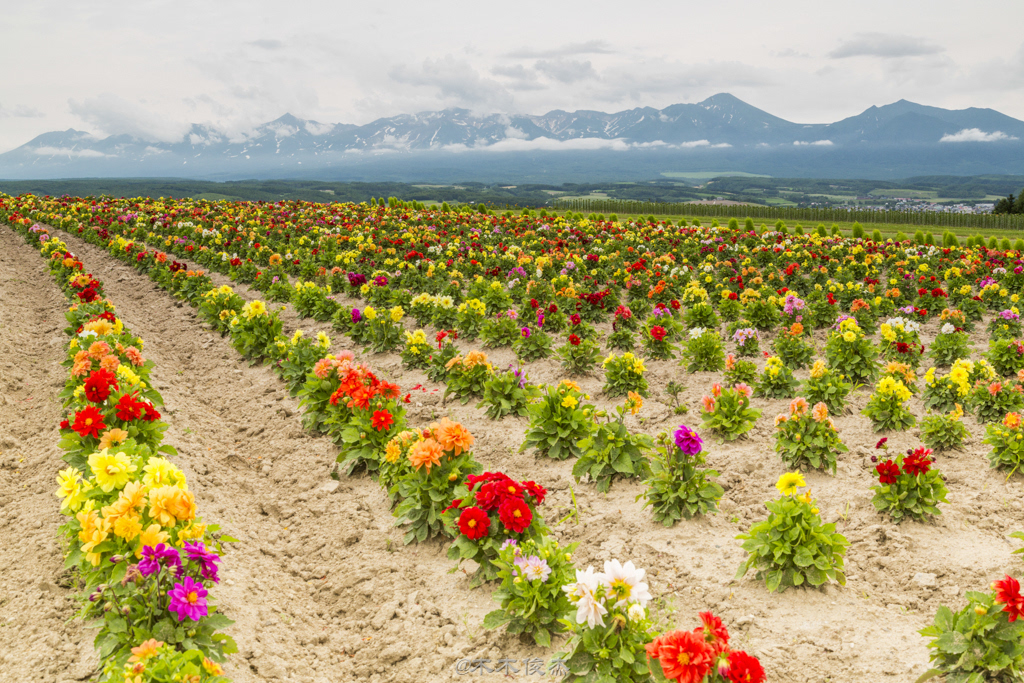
[{"x1": 2, "y1": 93, "x2": 1022, "y2": 181}]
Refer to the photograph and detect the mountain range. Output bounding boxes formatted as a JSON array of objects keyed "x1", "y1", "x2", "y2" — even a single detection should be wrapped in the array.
[{"x1": 2, "y1": 94, "x2": 1023, "y2": 182}]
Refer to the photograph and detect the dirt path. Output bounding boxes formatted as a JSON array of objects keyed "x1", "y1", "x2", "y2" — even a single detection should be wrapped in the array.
[
  {"x1": 0, "y1": 227, "x2": 96, "y2": 683},
  {"x1": 14, "y1": 223, "x2": 1024, "y2": 682}
]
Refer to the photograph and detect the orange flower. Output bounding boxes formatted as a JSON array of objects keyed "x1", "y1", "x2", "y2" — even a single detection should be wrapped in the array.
[
  {"x1": 789, "y1": 322, "x2": 803, "y2": 336},
  {"x1": 850, "y1": 298, "x2": 869, "y2": 312},
  {"x1": 128, "y1": 639, "x2": 163, "y2": 663},
  {"x1": 435, "y1": 418, "x2": 474, "y2": 455},
  {"x1": 701, "y1": 395, "x2": 716, "y2": 413},
  {"x1": 711, "y1": 383, "x2": 722, "y2": 398},
  {"x1": 99, "y1": 354, "x2": 121, "y2": 372},
  {"x1": 408, "y1": 438, "x2": 443, "y2": 472},
  {"x1": 1004, "y1": 412, "x2": 1022, "y2": 429},
  {"x1": 88, "y1": 341, "x2": 111, "y2": 360},
  {"x1": 811, "y1": 402, "x2": 829, "y2": 422},
  {"x1": 789, "y1": 397, "x2": 809, "y2": 416}
]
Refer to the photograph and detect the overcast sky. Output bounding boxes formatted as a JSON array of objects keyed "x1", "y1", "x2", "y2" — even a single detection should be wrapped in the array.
[{"x1": 1, "y1": 0, "x2": 1022, "y2": 152}]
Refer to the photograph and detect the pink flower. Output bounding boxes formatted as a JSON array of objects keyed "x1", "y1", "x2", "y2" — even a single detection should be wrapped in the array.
[
  {"x1": 167, "y1": 576, "x2": 208, "y2": 622},
  {"x1": 701, "y1": 395, "x2": 716, "y2": 413},
  {"x1": 734, "y1": 383, "x2": 753, "y2": 399},
  {"x1": 789, "y1": 397, "x2": 809, "y2": 416},
  {"x1": 711, "y1": 383, "x2": 723, "y2": 398}
]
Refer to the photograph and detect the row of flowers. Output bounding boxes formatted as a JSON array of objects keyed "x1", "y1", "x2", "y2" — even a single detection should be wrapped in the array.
[{"x1": 8, "y1": 222, "x2": 234, "y2": 682}]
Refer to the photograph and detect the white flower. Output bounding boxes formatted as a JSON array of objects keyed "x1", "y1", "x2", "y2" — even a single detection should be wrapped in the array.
[
  {"x1": 940, "y1": 323, "x2": 955, "y2": 334},
  {"x1": 627, "y1": 603, "x2": 646, "y2": 622},
  {"x1": 563, "y1": 567, "x2": 609, "y2": 629},
  {"x1": 689, "y1": 327, "x2": 707, "y2": 339},
  {"x1": 603, "y1": 559, "x2": 652, "y2": 609}
]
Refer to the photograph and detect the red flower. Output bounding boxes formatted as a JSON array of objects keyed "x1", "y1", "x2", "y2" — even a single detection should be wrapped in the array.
[
  {"x1": 521, "y1": 480, "x2": 547, "y2": 505},
  {"x1": 646, "y1": 630, "x2": 712, "y2": 683},
  {"x1": 992, "y1": 575, "x2": 1024, "y2": 622},
  {"x1": 896, "y1": 342, "x2": 909, "y2": 353},
  {"x1": 83, "y1": 368, "x2": 119, "y2": 403},
  {"x1": 725, "y1": 650, "x2": 766, "y2": 683},
  {"x1": 650, "y1": 326, "x2": 667, "y2": 341},
  {"x1": 115, "y1": 393, "x2": 144, "y2": 421},
  {"x1": 569, "y1": 334, "x2": 581, "y2": 346},
  {"x1": 548, "y1": 303, "x2": 558, "y2": 314},
  {"x1": 530, "y1": 298, "x2": 539, "y2": 309},
  {"x1": 875, "y1": 437, "x2": 888, "y2": 449},
  {"x1": 670, "y1": 299, "x2": 681, "y2": 310},
  {"x1": 59, "y1": 419, "x2": 70, "y2": 430},
  {"x1": 498, "y1": 497, "x2": 532, "y2": 533},
  {"x1": 457, "y1": 507, "x2": 490, "y2": 540},
  {"x1": 72, "y1": 406, "x2": 106, "y2": 439},
  {"x1": 696, "y1": 611, "x2": 729, "y2": 648},
  {"x1": 442, "y1": 498, "x2": 462, "y2": 513},
  {"x1": 371, "y1": 410, "x2": 394, "y2": 431},
  {"x1": 570, "y1": 314, "x2": 582, "y2": 326},
  {"x1": 141, "y1": 402, "x2": 161, "y2": 422},
  {"x1": 876, "y1": 460, "x2": 899, "y2": 485},
  {"x1": 475, "y1": 481, "x2": 503, "y2": 511},
  {"x1": 902, "y1": 448, "x2": 932, "y2": 477}
]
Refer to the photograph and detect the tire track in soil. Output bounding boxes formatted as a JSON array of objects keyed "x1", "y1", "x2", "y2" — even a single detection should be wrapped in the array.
[
  {"x1": 50, "y1": 231, "x2": 525, "y2": 683},
  {"x1": 0, "y1": 227, "x2": 96, "y2": 683}
]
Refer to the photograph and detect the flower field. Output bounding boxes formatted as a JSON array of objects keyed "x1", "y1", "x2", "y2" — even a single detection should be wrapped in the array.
[{"x1": 1, "y1": 194, "x2": 1024, "y2": 682}]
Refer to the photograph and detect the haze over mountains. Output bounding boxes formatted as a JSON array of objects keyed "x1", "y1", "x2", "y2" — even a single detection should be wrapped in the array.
[{"x1": 2, "y1": 94, "x2": 1023, "y2": 183}]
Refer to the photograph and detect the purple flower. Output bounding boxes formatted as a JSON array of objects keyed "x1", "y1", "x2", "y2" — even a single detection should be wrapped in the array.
[
  {"x1": 347, "y1": 272, "x2": 367, "y2": 287},
  {"x1": 183, "y1": 541, "x2": 221, "y2": 583},
  {"x1": 520, "y1": 326, "x2": 531, "y2": 338},
  {"x1": 167, "y1": 575, "x2": 209, "y2": 622},
  {"x1": 138, "y1": 543, "x2": 182, "y2": 577},
  {"x1": 351, "y1": 308, "x2": 362, "y2": 323},
  {"x1": 673, "y1": 425, "x2": 703, "y2": 455},
  {"x1": 536, "y1": 311, "x2": 545, "y2": 328},
  {"x1": 373, "y1": 275, "x2": 389, "y2": 287}
]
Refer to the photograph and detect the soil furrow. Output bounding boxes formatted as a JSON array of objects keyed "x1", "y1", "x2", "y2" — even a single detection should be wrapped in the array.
[{"x1": 0, "y1": 227, "x2": 95, "y2": 683}]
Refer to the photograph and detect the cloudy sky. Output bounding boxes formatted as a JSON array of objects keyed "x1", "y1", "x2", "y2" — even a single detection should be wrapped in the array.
[{"x1": 1, "y1": 0, "x2": 1022, "y2": 152}]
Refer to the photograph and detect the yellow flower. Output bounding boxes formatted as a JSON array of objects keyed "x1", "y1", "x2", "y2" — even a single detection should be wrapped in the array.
[
  {"x1": 561, "y1": 394, "x2": 579, "y2": 409},
  {"x1": 317, "y1": 331, "x2": 331, "y2": 349},
  {"x1": 809, "y1": 360, "x2": 827, "y2": 379},
  {"x1": 241, "y1": 300, "x2": 267, "y2": 320},
  {"x1": 775, "y1": 472, "x2": 806, "y2": 496},
  {"x1": 55, "y1": 467, "x2": 88, "y2": 512},
  {"x1": 88, "y1": 449, "x2": 137, "y2": 493},
  {"x1": 842, "y1": 330, "x2": 856, "y2": 343},
  {"x1": 113, "y1": 514, "x2": 143, "y2": 541},
  {"x1": 390, "y1": 306, "x2": 404, "y2": 322},
  {"x1": 364, "y1": 306, "x2": 377, "y2": 321},
  {"x1": 384, "y1": 439, "x2": 402, "y2": 463},
  {"x1": 142, "y1": 458, "x2": 187, "y2": 490}
]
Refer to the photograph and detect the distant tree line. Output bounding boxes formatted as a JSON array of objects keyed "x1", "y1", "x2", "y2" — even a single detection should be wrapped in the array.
[{"x1": 993, "y1": 189, "x2": 1024, "y2": 214}]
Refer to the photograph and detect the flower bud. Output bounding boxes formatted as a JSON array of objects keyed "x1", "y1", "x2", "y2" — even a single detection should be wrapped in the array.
[
  {"x1": 121, "y1": 606, "x2": 131, "y2": 616},
  {"x1": 103, "y1": 601, "x2": 114, "y2": 613},
  {"x1": 974, "y1": 605, "x2": 987, "y2": 616},
  {"x1": 109, "y1": 554, "x2": 124, "y2": 564}
]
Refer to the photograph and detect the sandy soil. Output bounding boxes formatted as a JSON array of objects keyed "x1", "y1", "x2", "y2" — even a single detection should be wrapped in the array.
[{"x1": 3, "y1": 221, "x2": 1024, "y2": 683}]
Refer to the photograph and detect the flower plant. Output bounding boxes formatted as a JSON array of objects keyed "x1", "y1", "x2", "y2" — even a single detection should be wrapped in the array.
[
  {"x1": 969, "y1": 379, "x2": 1024, "y2": 423},
  {"x1": 640, "y1": 425, "x2": 723, "y2": 525},
  {"x1": 929, "y1": 323, "x2": 971, "y2": 367},
  {"x1": 521, "y1": 381, "x2": 597, "y2": 460},
  {"x1": 480, "y1": 310, "x2": 521, "y2": 348},
  {"x1": 483, "y1": 537, "x2": 579, "y2": 647},
  {"x1": 478, "y1": 365, "x2": 541, "y2": 419},
  {"x1": 824, "y1": 317, "x2": 878, "y2": 384},
  {"x1": 557, "y1": 560, "x2": 656, "y2": 683},
  {"x1": 731, "y1": 327, "x2": 760, "y2": 357},
  {"x1": 723, "y1": 353, "x2": 758, "y2": 386},
  {"x1": 700, "y1": 383, "x2": 761, "y2": 441},
  {"x1": 443, "y1": 472, "x2": 549, "y2": 585},
  {"x1": 871, "y1": 446, "x2": 948, "y2": 523},
  {"x1": 573, "y1": 396, "x2": 653, "y2": 493},
  {"x1": 682, "y1": 327, "x2": 726, "y2": 373},
  {"x1": 513, "y1": 323, "x2": 554, "y2": 362},
  {"x1": 557, "y1": 333, "x2": 602, "y2": 376},
  {"x1": 647, "y1": 613, "x2": 765, "y2": 683},
  {"x1": 801, "y1": 359, "x2": 854, "y2": 415},
  {"x1": 386, "y1": 418, "x2": 482, "y2": 543},
  {"x1": 774, "y1": 399, "x2": 847, "y2": 474},
  {"x1": 443, "y1": 350, "x2": 494, "y2": 404},
  {"x1": 862, "y1": 376, "x2": 916, "y2": 432},
  {"x1": 735, "y1": 473, "x2": 849, "y2": 592},
  {"x1": 984, "y1": 412, "x2": 1024, "y2": 476},
  {"x1": 400, "y1": 329, "x2": 433, "y2": 370},
  {"x1": 228, "y1": 300, "x2": 283, "y2": 362},
  {"x1": 197, "y1": 285, "x2": 245, "y2": 335},
  {"x1": 771, "y1": 323, "x2": 814, "y2": 369},
  {"x1": 920, "y1": 404, "x2": 971, "y2": 452},
  {"x1": 754, "y1": 356, "x2": 799, "y2": 399},
  {"x1": 602, "y1": 352, "x2": 649, "y2": 397},
  {"x1": 988, "y1": 338, "x2": 1024, "y2": 377}
]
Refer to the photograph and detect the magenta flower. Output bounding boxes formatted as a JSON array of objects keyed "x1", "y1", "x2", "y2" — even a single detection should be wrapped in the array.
[
  {"x1": 673, "y1": 425, "x2": 703, "y2": 455},
  {"x1": 138, "y1": 543, "x2": 182, "y2": 577},
  {"x1": 183, "y1": 541, "x2": 221, "y2": 583},
  {"x1": 520, "y1": 326, "x2": 531, "y2": 338},
  {"x1": 167, "y1": 576, "x2": 209, "y2": 622},
  {"x1": 351, "y1": 308, "x2": 362, "y2": 323}
]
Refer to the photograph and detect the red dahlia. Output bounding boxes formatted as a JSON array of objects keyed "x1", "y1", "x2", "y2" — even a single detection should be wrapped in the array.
[
  {"x1": 497, "y1": 497, "x2": 532, "y2": 533},
  {"x1": 371, "y1": 410, "x2": 394, "y2": 431},
  {"x1": 725, "y1": 650, "x2": 766, "y2": 683},
  {"x1": 457, "y1": 507, "x2": 490, "y2": 540},
  {"x1": 83, "y1": 369, "x2": 119, "y2": 404},
  {"x1": 115, "y1": 393, "x2": 144, "y2": 421},
  {"x1": 875, "y1": 460, "x2": 899, "y2": 485},
  {"x1": 569, "y1": 334, "x2": 581, "y2": 346},
  {"x1": 650, "y1": 326, "x2": 667, "y2": 341},
  {"x1": 72, "y1": 406, "x2": 106, "y2": 439}
]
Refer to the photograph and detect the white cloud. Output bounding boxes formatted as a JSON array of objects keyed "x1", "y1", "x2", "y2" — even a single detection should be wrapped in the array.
[
  {"x1": 0, "y1": 103, "x2": 43, "y2": 118},
  {"x1": 829, "y1": 33, "x2": 944, "y2": 59},
  {"x1": 504, "y1": 126, "x2": 528, "y2": 139},
  {"x1": 68, "y1": 94, "x2": 191, "y2": 143},
  {"x1": 940, "y1": 128, "x2": 1018, "y2": 142},
  {"x1": 304, "y1": 121, "x2": 334, "y2": 136},
  {"x1": 31, "y1": 146, "x2": 108, "y2": 157},
  {"x1": 504, "y1": 40, "x2": 613, "y2": 59},
  {"x1": 389, "y1": 56, "x2": 513, "y2": 112},
  {"x1": 534, "y1": 58, "x2": 597, "y2": 84},
  {"x1": 793, "y1": 140, "x2": 834, "y2": 146}
]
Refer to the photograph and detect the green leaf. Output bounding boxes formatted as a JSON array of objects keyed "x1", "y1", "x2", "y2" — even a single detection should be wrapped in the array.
[{"x1": 482, "y1": 610, "x2": 512, "y2": 630}]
